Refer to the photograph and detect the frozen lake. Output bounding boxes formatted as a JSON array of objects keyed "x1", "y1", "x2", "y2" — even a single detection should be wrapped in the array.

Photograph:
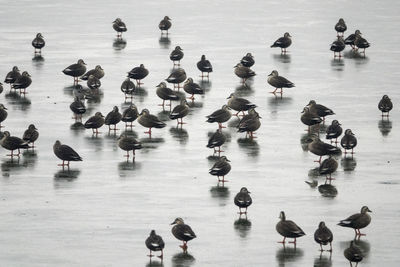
[{"x1": 0, "y1": 0, "x2": 399, "y2": 266}]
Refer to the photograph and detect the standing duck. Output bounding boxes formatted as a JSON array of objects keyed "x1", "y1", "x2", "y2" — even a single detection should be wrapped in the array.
[
  {"x1": 32, "y1": 33, "x2": 45, "y2": 54},
  {"x1": 84, "y1": 112, "x2": 105, "y2": 134},
  {"x1": 234, "y1": 63, "x2": 256, "y2": 84},
  {"x1": 81, "y1": 65, "x2": 104, "y2": 80},
  {"x1": 206, "y1": 129, "x2": 226, "y2": 155},
  {"x1": 112, "y1": 18, "x2": 127, "y2": 39},
  {"x1": 171, "y1": 218, "x2": 196, "y2": 253},
  {"x1": 156, "y1": 82, "x2": 180, "y2": 107},
  {"x1": 330, "y1": 37, "x2": 346, "y2": 58},
  {"x1": 166, "y1": 68, "x2": 187, "y2": 90},
  {"x1": 354, "y1": 32, "x2": 370, "y2": 54},
  {"x1": 63, "y1": 59, "x2": 86, "y2": 85},
  {"x1": 197, "y1": 55, "x2": 213, "y2": 78},
  {"x1": 70, "y1": 96, "x2": 86, "y2": 121},
  {"x1": 276, "y1": 211, "x2": 305, "y2": 245},
  {"x1": 340, "y1": 129, "x2": 357, "y2": 155},
  {"x1": 308, "y1": 135, "x2": 341, "y2": 164},
  {"x1": 0, "y1": 104, "x2": 8, "y2": 128},
  {"x1": 159, "y1": 16, "x2": 172, "y2": 34},
  {"x1": 307, "y1": 100, "x2": 335, "y2": 122},
  {"x1": 13, "y1": 71, "x2": 32, "y2": 95},
  {"x1": 138, "y1": 109, "x2": 166, "y2": 135},
  {"x1": 326, "y1": 120, "x2": 342, "y2": 145},
  {"x1": 301, "y1": 107, "x2": 322, "y2": 132},
  {"x1": 22, "y1": 124, "x2": 39, "y2": 148},
  {"x1": 227, "y1": 93, "x2": 257, "y2": 116},
  {"x1": 240, "y1": 53, "x2": 255, "y2": 67},
  {"x1": 378, "y1": 95, "x2": 393, "y2": 118},
  {"x1": 270, "y1": 32, "x2": 292, "y2": 53},
  {"x1": 237, "y1": 108, "x2": 261, "y2": 139},
  {"x1": 344, "y1": 30, "x2": 361, "y2": 49},
  {"x1": 118, "y1": 134, "x2": 142, "y2": 160},
  {"x1": 209, "y1": 156, "x2": 231, "y2": 183},
  {"x1": 121, "y1": 104, "x2": 139, "y2": 129},
  {"x1": 145, "y1": 230, "x2": 165, "y2": 259},
  {"x1": 4, "y1": 66, "x2": 21, "y2": 89},
  {"x1": 128, "y1": 64, "x2": 149, "y2": 86},
  {"x1": 53, "y1": 140, "x2": 82, "y2": 168},
  {"x1": 338, "y1": 206, "x2": 372, "y2": 237},
  {"x1": 344, "y1": 241, "x2": 363, "y2": 266},
  {"x1": 170, "y1": 46, "x2": 184, "y2": 66},
  {"x1": 183, "y1": 78, "x2": 204, "y2": 101},
  {"x1": 120, "y1": 77, "x2": 135, "y2": 101},
  {"x1": 206, "y1": 105, "x2": 232, "y2": 130},
  {"x1": 0, "y1": 131, "x2": 30, "y2": 157},
  {"x1": 169, "y1": 99, "x2": 189, "y2": 125},
  {"x1": 87, "y1": 75, "x2": 101, "y2": 89},
  {"x1": 234, "y1": 187, "x2": 252, "y2": 215},
  {"x1": 314, "y1": 221, "x2": 333, "y2": 252},
  {"x1": 105, "y1": 106, "x2": 122, "y2": 131},
  {"x1": 334, "y1": 18, "x2": 347, "y2": 36},
  {"x1": 267, "y1": 70, "x2": 294, "y2": 94},
  {"x1": 319, "y1": 156, "x2": 338, "y2": 183}
]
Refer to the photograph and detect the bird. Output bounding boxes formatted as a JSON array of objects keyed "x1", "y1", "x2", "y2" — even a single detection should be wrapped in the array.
[
  {"x1": 170, "y1": 46, "x2": 184, "y2": 66},
  {"x1": 240, "y1": 53, "x2": 255, "y2": 68},
  {"x1": 121, "y1": 104, "x2": 139, "y2": 129},
  {"x1": 197, "y1": 55, "x2": 213, "y2": 79},
  {"x1": 344, "y1": 30, "x2": 361, "y2": 49},
  {"x1": 267, "y1": 70, "x2": 294, "y2": 94},
  {"x1": 105, "y1": 106, "x2": 122, "y2": 131},
  {"x1": 87, "y1": 75, "x2": 101, "y2": 89},
  {"x1": 159, "y1": 16, "x2": 172, "y2": 34},
  {"x1": 0, "y1": 131, "x2": 30, "y2": 158},
  {"x1": 354, "y1": 32, "x2": 370, "y2": 54},
  {"x1": 32, "y1": 33, "x2": 45, "y2": 54},
  {"x1": 0, "y1": 104, "x2": 8, "y2": 128},
  {"x1": 4, "y1": 66, "x2": 21, "y2": 89},
  {"x1": 307, "y1": 100, "x2": 335, "y2": 122},
  {"x1": 319, "y1": 156, "x2": 338, "y2": 183},
  {"x1": 338, "y1": 206, "x2": 372, "y2": 237},
  {"x1": 84, "y1": 112, "x2": 105, "y2": 135},
  {"x1": 308, "y1": 135, "x2": 341, "y2": 164},
  {"x1": 166, "y1": 68, "x2": 187, "y2": 90},
  {"x1": 145, "y1": 230, "x2": 165, "y2": 260},
  {"x1": 138, "y1": 109, "x2": 166, "y2": 136},
  {"x1": 326, "y1": 120, "x2": 342, "y2": 145},
  {"x1": 171, "y1": 218, "x2": 196, "y2": 253},
  {"x1": 234, "y1": 187, "x2": 252, "y2": 215},
  {"x1": 183, "y1": 78, "x2": 204, "y2": 101},
  {"x1": 70, "y1": 96, "x2": 86, "y2": 121},
  {"x1": 169, "y1": 99, "x2": 189, "y2": 125},
  {"x1": 227, "y1": 93, "x2": 257, "y2": 116},
  {"x1": 207, "y1": 129, "x2": 226, "y2": 156},
  {"x1": 301, "y1": 107, "x2": 322, "y2": 132},
  {"x1": 81, "y1": 65, "x2": 104, "y2": 80},
  {"x1": 378, "y1": 95, "x2": 393, "y2": 118},
  {"x1": 63, "y1": 59, "x2": 86, "y2": 85},
  {"x1": 13, "y1": 71, "x2": 32, "y2": 95},
  {"x1": 341, "y1": 129, "x2": 357, "y2": 155},
  {"x1": 22, "y1": 124, "x2": 39, "y2": 148},
  {"x1": 118, "y1": 133, "x2": 142, "y2": 160},
  {"x1": 234, "y1": 63, "x2": 256, "y2": 84},
  {"x1": 209, "y1": 156, "x2": 231, "y2": 183},
  {"x1": 72, "y1": 84, "x2": 97, "y2": 101},
  {"x1": 276, "y1": 211, "x2": 305, "y2": 245},
  {"x1": 206, "y1": 105, "x2": 232, "y2": 130},
  {"x1": 334, "y1": 18, "x2": 347, "y2": 36},
  {"x1": 270, "y1": 32, "x2": 292, "y2": 53},
  {"x1": 314, "y1": 221, "x2": 333, "y2": 252},
  {"x1": 53, "y1": 140, "x2": 82, "y2": 168},
  {"x1": 156, "y1": 82, "x2": 180, "y2": 107},
  {"x1": 120, "y1": 77, "x2": 135, "y2": 101},
  {"x1": 112, "y1": 18, "x2": 127, "y2": 39},
  {"x1": 237, "y1": 108, "x2": 261, "y2": 139},
  {"x1": 330, "y1": 36, "x2": 346, "y2": 58},
  {"x1": 344, "y1": 241, "x2": 363, "y2": 267},
  {"x1": 127, "y1": 64, "x2": 149, "y2": 86}
]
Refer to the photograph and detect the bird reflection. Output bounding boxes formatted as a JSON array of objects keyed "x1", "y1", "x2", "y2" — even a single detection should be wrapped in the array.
[
  {"x1": 146, "y1": 260, "x2": 164, "y2": 267},
  {"x1": 330, "y1": 58, "x2": 344, "y2": 71},
  {"x1": 139, "y1": 137, "x2": 165, "y2": 153},
  {"x1": 171, "y1": 252, "x2": 195, "y2": 267},
  {"x1": 4, "y1": 91, "x2": 31, "y2": 111},
  {"x1": 199, "y1": 80, "x2": 212, "y2": 92},
  {"x1": 273, "y1": 53, "x2": 291, "y2": 64},
  {"x1": 227, "y1": 116, "x2": 240, "y2": 128},
  {"x1": 169, "y1": 126, "x2": 188, "y2": 144},
  {"x1": 132, "y1": 86, "x2": 148, "y2": 103},
  {"x1": 1, "y1": 158, "x2": 22, "y2": 173},
  {"x1": 341, "y1": 157, "x2": 357, "y2": 172},
  {"x1": 159, "y1": 35, "x2": 171, "y2": 49},
  {"x1": 157, "y1": 110, "x2": 171, "y2": 121},
  {"x1": 187, "y1": 101, "x2": 203, "y2": 109},
  {"x1": 32, "y1": 55, "x2": 45, "y2": 68},
  {"x1": 235, "y1": 84, "x2": 253, "y2": 97},
  {"x1": 237, "y1": 138, "x2": 259, "y2": 157},
  {"x1": 276, "y1": 246, "x2": 304, "y2": 267},
  {"x1": 209, "y1": 185, "x2": 230, "y2": 200},
  {"x1": 21, "y1": 150, "x2": 38, "y2": 168},
  {"x1": 85, "y1": 135, "x2": 104, "y2": 151},
  {"x1": 339, "y1": 239, "x2": 370, "y2": 258},
  {"x1": 318, "y1": 183, "x2": 338, "y2": 198},
  {"x1": 314, "y1": 253, "x2": 332, "y2": 267},
  {"x1": 234, "y1": 217, "x2": 252, "y2": 238},
  {"x1": 118, "y1": 161, "x2": 141, "y2": 173},
  {"x1": 113, "y1": 38, "x2": 127, "y2": 50},
  {"x1": 70, "y1": 122, "x2": 85, "y2": 131},
  {"x1": 378, "y1": 119, "x2": 392, "y2": 136},
  {"x1": 308, "y1": 167, "x2": 320, "y2": 178},
  {"x1": 300, "y1": 133, "x2": 313, "y2": 151},
  {"x1": 54, "y1": 168, "x2": 80, "y2": 181}
]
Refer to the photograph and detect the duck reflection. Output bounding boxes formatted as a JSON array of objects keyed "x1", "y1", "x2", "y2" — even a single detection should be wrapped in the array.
[
  {"x1": 32, "y1": 55, "x2": 45, "y2": 68},
  {"x1": 146, "y1": 260, "x2": 164, "y2": 267},
  {"x1": 330, "y1": 58, "x2": 344, "y2": 71},
  {"x1": 237, "y1": 138, "x2": 259, "y2": 157},
  {"x1": 54, "y1": 168, "x2": 80, "y2": 181},
  {"x1": 341, "y1": 157, "x2": 357, "y2": 172},
  {"x1": 132, "y1": 86, "x2": 148, "y2": 103},
  {"x1": 276, "y1": 246, "x2": 303, "y2": 267},
  {"x1": 113, "y1": 38, "x2": 127, "y2": 50},
  {"x1": 1, "y1": 158, "x2": 22, "y2": 173},
  {"x1": 308, "y1": 166, "x2": 320, "y2": 178},
  {"x1": 157, "y1": 110, "x2": 171, "y2": 121},
  {"x1": 314, "y1": 253, "x2": 332, "y2": 267},
  {"x1": 187, "y1": 101, "x2": 203, "y2": 109},
  {"x1": 171, "y1": 252, "x2": 195, "y2": 267},
  {"x1": 139, "y1": 137, "x2": 165, "y2": 153},
  {"x1": 169, "y1": 126, "x2": 188, "y2": 145},
  {"x1": 4, "y1": 91, "x2": 31, "y2": 111},
  {"x1": 70, "y1": 122, "x2": 85, "y2": 131},
  {"x1": 339, "y1": 239, "x2": 370, "y2": 258},
  {"x1": 159, "y1": 35, "x2": 171, "y2": 49},
  {"x1": 235, "y1": 84, "x2": 253, "y2": 97},
  {"x1": 209, "y1": 185, "x2": 230, "y2": 200},
  {"x1": 21, "y1": 150, "x2": 38, "y2": 168},
  {"x1": 118, "y1": 160, "x2": 141, "y2": 172},
  {"x1": 234, "y1": 217, "x2": 252, "y2": 238},
  {"x1": 85, "y1": 135, "x2": 104, "y2": 151},
  {"x1": 273, "y1": 53, "x2": 291, "y2": 64},
  {"x1": 378, "y1": 119, "x2": 392, "y2": 136},
  {"x1": 318, "y1": 183, "x2": 338, "y2": 198},
  {"x1": 227, "y1": 116, "x2": 240, "y2": 128},
  {"x1": 199, "y1": 80, "x2": 212, "y2": 92},
  {"x1": 300, "y1": 133, "x2": 313, "y2": 151}
]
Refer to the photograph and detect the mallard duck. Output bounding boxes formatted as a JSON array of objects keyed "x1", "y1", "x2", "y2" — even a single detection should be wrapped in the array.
[
  {"x1": 53, "y1": 140, "x2": 82, "y2": 168},
  {"x1": 84, "y1": 112, "x2": 105, "y2": 134},
  {"x1": 63, "y1": 59, "x2": 86, "y2": 85},
  {"x1": 0, "y1": 131, "x2": 30, "y2": 157},
  {"x1": 330, "y1": 37, "x2": 345, "y2": 58},
  {"x1": 118, "y1": 134, "x2": 142, "y2": 160},
  {"x1": 344, "y1": 30, "x2": 361, "y2": 49},
  {"x1": 171, "y1": 218, "x2": 196, "y2": 253},
  {"x1": 22, "y1": 124, "x2": 39, "y2": 148},
  {"x1": 237, "y1": 108, "x2": 261, "y2": 139},
  {"x1": 301, "y1": 107, "x2": 322, "y2": 132},
  {"x1": 378, "y1": 95, "x2": 393, "y2": 117},
  {"x1": 156, "y1": 82, "x2": 179, "y2": 107},
  {"x1": 344, "y1": 241, "x2": 363, "y2": 266},
  {"x1": 319, "y1": 156, "x2": 338, "y2": 183},
  {"x1": 227, "y1": 93, "x2": 257, "y2": 116},
  {"x1": 105, "y1": 106, "x2": 122, "y2": 131},
  {"x1": 145, "y1": 230, "x2": 165, "y2": 259},
  {"x1": 0, "y1": 104, "x2": 8, "y2": 128},
  {"x1": 340, "y1": 129, "x2": 357, "y2": 155},
  {"x1": 206, "y1": 129, "x2": 226, "y2": 155},
  {"x1": 270, "y1": 32, "x2": 292, "y2": 53},
  {"x1": 234, "y1": 63, "x2": 256, "y2": 84},
  {"x1": 338, "y1": 206, "x2": 372, "y2": 237},
  {"x1": 334, "y1": 18, "x2": 347, "y2": 36},
  {"x1": 120, "y1": 78, "x2": 135, "y2": 101},
  {"x1": 170, "y1": 46, "x2": 184, "y2": 66},
  {"x1": 138, "y1": 109, "x2": 166, "y2": 135},
  {"x1": 240, "y1": 53, "x2": 255, "y2": 67},
  {"x1": 326, "y1": 120, "x2": 342, "y2": 145},
  {"x1": 166, "y1": 68, "x2": 186, "y2": 90},
  {"x1": 70, "y1": 96, "x2": 86, "y2": 121},
  {"x1": 121, "y1": 104, "x2": 139, "y2": 129},
  {"x1": 169, "y1": 99, "x2": 189, "y2": 125},
  {"x1": 81, "y1": 65, "x2": 104, "y2": 80},
  {"x1": 314, "y1": 221, "x2": 333, "y2": 252},
  {"x1": 267, "y1": 70, "x2": 294, "y2": 94},
  {"x1": 206, "y1": 105, "x2": 232, "y2": 130},
  {"x1": 87, "y1": 75, "x2": 101, "y2": 89},
  {"x1": 354, "y1": 32, "x2": 370, "y2": 54},
  {"x1": 234, "y1": 187, "x2": 252, "y2": 215},
  {"x1": 112, "y1": 18, "x2": 127, "y2": 38},
  {"x1": 197, "y1": 55, "x2": 213, "y2": 78},
  {"x1": 128, "y1": 64, "x2": 149, "y2": 86},
  {"x1": 159, "y1": 16, "x2": 172, "y2": 34},
  {"x1": 209, "y1": 156, "x2": 231, "y2": 183},
  {"x1": 13, "y1": 71, "x2": 32, "y2": 94},
  {"x1": 4, "y1": 66, "x2": 21, "y2": 89},
  {"x1": 276, "y1": 211, "x2": 305, "y2": 245},
  {"x1": 183, "y1": 78, "x2": 204, "y2": 101},
  {"x1": 307, "y1": 100, "x2": 335, "y2": 122},
  {"x1": 308, "y1": 135, "x2": 341, "y2": 164},
  {"x1": 32, "y1": 33, "x2": 45, "y2": 54}
]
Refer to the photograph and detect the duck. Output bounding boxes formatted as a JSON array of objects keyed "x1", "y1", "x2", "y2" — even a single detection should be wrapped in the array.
[
  {"x1": 145, "y1": 230, "x2": 165, "y2": 259},
  {"x1": 307, "y1": 100, "x2": 335, "y2": 122},
  {"x1": 171, "y1": 218, "x2": 196, "y2": 253},
  {"x1": 334, "y1": 18, "x2": 347, "y2": 36},
  {"x1": 338, "y1": 206, "x2": 372, "y2": 237},
  {"x1": 308, "y1": 135, "x2": 341, "y2": 164},
  {"x1": 301, "y1": 107, "x2": 322, "y2": 132},
  {"x1": 354, "y1": 32, "x2": 370, "y2": 54},
  {"x1": 32, "y1": 33, "x2": 45, "y2": 54},
  {"x1": 206, "y1": 129, "x2": 226, "y2": 155},
  {"x1": 170, "y1": 46, "x2": 184, "y2": 66},
  {"x1": 206, "y1": 105, "x2": 232, "y2": 130},
  {"x1": 267, "y1": 70, "x2": 294, "y2": 94},
  {"x1": 87, "y1": 75, "x2": 101, "y2": 89},
  {"x1": 344, "y1": 241, "x2": 363, "y2": 267},
  {"x1": 314, "y1": 221, "x2": 333, "y2": 252},
  {"x1": 112, "y1": 18, "x2": 127, "y2": 38},
  {"x1": 240, "y1": 53, "x2": 255, "y2": 67},
  {"x1": 270, "y1": 32, "x2": 292, "y2": 53},
  {"x1": 138, "y1": 109, "x2": 166, "y2": 135},
  {"x1": 84, "y1": 112, "x2": 105, "y2": 134},
  {"x1": 105, "y1": 106, "x2": 122, "y2": 131},
  {"x1": 234, "y1": 63, "x2": 256, "y2": 84},
  {"x1": 128, "y1": 64, "x2": 149, "y2": 86},
  {"x1": 118, "y1": 133, "x2": 142, "y2": 160},
  {"x1": 0, "y1": 104, "x2": 8, "y2": 128},
  {"x1": 120, "y1": 77, "x2": 135, "y2": 101},
  {"x1": 156, "y1": 82, "x2": 180, "y2": 107},
  {"x1": 53, "y1": 140, "x2": 82, "y2": 168},
  {"x1": 234, "y1": 187, "x2": 252, "y2": 215},
  {"x1": 13, "y1": 71, "x2": 32, "y2": 94},
  {"x1": 0, "y1": 131, "x2": 30, "y2": 157},
  {"x1": 22, "y1": 124, "x2": 39, "y2": 148},
  {"x1": 227, "y1": 93, "x2": 257, "y2": 116},
  {"x1": 326, "y1": 120, "x2": 342, "y2": 145},
  {"x1": 330, "y1": 36, "x2": 345, "y2": 58},
  {"x1": 237, "y1": 108, "x2": 261, "y2": 139},
  {"x1": 344, "y1": 30, "x2": 361, "y2": 49},
  {"x1": 378, "y1": 95, "x2": 393, "y2": 117},
  {"x1": 183, "y1": 78, "x2": 204, "y2": 101},
  {"x1": 81, "y1": 65, "x2": 104, "y2": 80},
  {"x1": 276, "y1": 211, "x2": 305, "y2": 245},
  {"x1": 4, "y1": 66, "x2": 21, "y2": 89},
  {"x1": 166, "y1": 68, "x2": 187, "y2": 90},
  {"x1": 340, "y1": 129, "x2": 357, "y2": 155},
  {"x1": 63, "y1": 59, "x2": 86, "y2": 85},
  {"x1": 70, "y1": 96, "x2": 86, "y2": 121},
  {"x1": 197, "y1": 55, "x2": 213, "y2": 78},
  {"x1": 209, "y1": 156, "x2": 231, "y2": 183},
  {"x1": 169, "y1": 99, "x2": 189, "y2": 125},
  {"x1": 319, "y1": 156, "x2": 338, "y2": 183},
  {"x1": 159, "y1": 16, "x2": 172, "y2": 34},
  {"x1": 121, "y1": 104, "x2": 139, "y2": 129}
]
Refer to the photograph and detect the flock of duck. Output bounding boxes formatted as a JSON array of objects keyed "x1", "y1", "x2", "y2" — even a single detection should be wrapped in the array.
[{"x1": 0, "y1": 15, "x2": 393, "y2": 267}]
